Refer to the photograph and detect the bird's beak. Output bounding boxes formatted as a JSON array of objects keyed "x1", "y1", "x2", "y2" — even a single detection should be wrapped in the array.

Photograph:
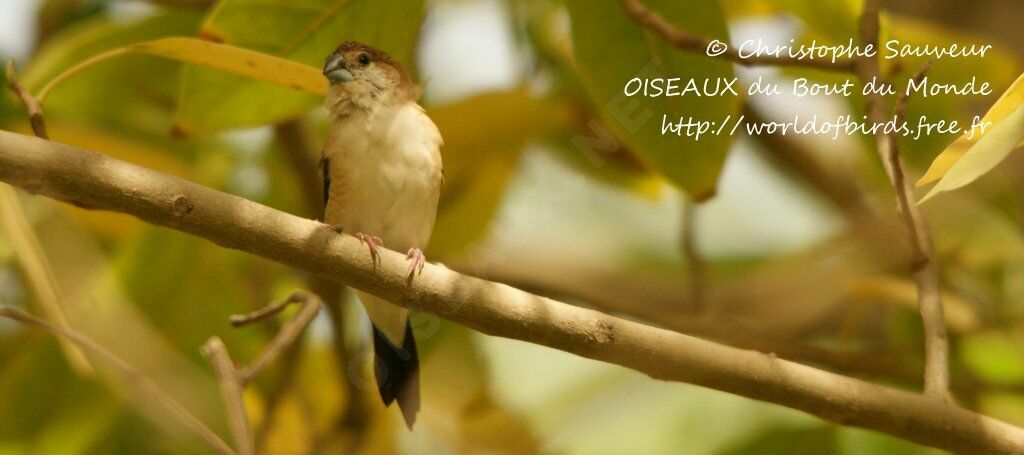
[{"x1": 323, "y1": 54, "x2": 355, "y2": 84}]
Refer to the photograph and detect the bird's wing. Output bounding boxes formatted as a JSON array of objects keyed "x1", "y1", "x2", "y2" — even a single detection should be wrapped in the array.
[{"x1": 320, "y1": 155, "x2": 331, "y2": 210}]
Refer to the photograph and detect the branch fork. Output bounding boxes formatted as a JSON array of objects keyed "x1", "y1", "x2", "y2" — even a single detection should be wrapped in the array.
[{"x1": 203, "y1": 291, "x2": 323, "y2": 455}]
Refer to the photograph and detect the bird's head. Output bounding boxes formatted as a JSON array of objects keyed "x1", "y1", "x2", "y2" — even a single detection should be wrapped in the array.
[{"x1": 323, "y1": 42, "x2": 413, "y2": 110}]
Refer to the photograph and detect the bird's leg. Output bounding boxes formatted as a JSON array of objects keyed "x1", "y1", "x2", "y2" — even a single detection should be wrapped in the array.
[
  {"x1": 406, "y1": 248, "x2": 426, "y2": 280},
  {"x1": 356, "y1": 233, "x2": 384, "y2": 265}
]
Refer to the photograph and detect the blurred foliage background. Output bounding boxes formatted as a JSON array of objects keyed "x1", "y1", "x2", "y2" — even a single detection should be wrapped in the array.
[{"x1": 0, "y1": 0, "x2": 1023, "y2": 453}]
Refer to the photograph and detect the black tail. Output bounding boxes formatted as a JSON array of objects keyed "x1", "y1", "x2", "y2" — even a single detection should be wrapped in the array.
[{"x1": 372, "y1": 321, "x2": 420, "y2": 429}]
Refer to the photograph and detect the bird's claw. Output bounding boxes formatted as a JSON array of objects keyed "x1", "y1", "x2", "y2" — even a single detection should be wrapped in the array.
[
  {"x1": 406, "y1": 248, "x2": 426, "y2": 280},
  {"x1": 356, "y1": 233, "x2": 384, "y2": 265}
]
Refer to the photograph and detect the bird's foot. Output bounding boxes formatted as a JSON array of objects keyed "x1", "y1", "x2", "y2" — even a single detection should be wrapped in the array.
[
  {"x1": 356, "y1": 233, "x2": 384, "y2": 265},
  {"x1": 406, "y1": 248, "x2": 426, "y2": 281}
]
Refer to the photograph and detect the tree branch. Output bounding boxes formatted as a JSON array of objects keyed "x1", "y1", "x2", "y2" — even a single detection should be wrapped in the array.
[
  {"x1": 202, "y1": 292, "x2": 323, "y2": 455},
  {"x1": 5, "y1": 60, "x2": 49, "y2": 139},
  {"x1": 230, "y1": 291, "x2": 322, "y2": 385},
  {"x1": 202, "y1": 338, "x2": 254, "y2": 455},
  {"x1": 853, "y1": 0, "x2": 950, "y2": 397},
  {"x1": 617, "y1": 0, "x2": 856, "y2": 72},
  {"x1": 0, "y1": 131, "x2": 1020, "y2": 452}
]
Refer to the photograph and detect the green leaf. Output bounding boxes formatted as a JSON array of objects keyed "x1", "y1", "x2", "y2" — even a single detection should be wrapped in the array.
[
  {"x1": 174, "y1": 0, "x2": 425, "y2": 135},
  {"x1": 918, "y1": 101, "x2": 1024, "y2": 204},
  {"x1": 31, "y1": 398, "x2": 119, "y2": 455},
  {"x1": 567, "y1": 0, "x2": 739, "y2": 199},
  {"x1": 960, "y1": 332, "x2": 1024, "y2": 384},
  {"x1": 116, "y1": 226, "x2": 269, "y2": 361},
  {"x1": 22, "y1": 9, "x2": 202, "y2": 89},
  {"x1": 21, "y1": 10, "x2": 204, "y2": 135},
  {"x1": 762, "y1": 0, "x2": 860, "y2": 42},
  {"x1": 719, "y1": 425, "x2": 837, "y2": 455}
]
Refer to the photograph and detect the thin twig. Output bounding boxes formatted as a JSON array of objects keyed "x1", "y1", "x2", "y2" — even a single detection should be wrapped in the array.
[
  {"x1": 5, "y1": 59, "x2": 49, "y2": 139},
  {"x1": 0, "y1": 306, "x2": 235, "y2": 455},
  {"x1": 229, "y1": 296, "x2": 298, "y2": 327},
  {"x1": 232, "y1": 291, "x2": 323, "y2": 385},
  {"x1": 854, "y1": 0, "x2": 949, "y2": 397},
  {"x1": 203, "y1": 292, "x2": 322, "y2": 455},
  {"x1": 618, "y1": 0, "x2": 856, "y2": 72},
  {"x1": 202, "y1": 338, "x2": 254, "y2": 455}
]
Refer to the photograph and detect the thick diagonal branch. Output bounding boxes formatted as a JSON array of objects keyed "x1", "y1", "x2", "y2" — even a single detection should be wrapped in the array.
[
  {"x1": 0, "y1": 131, "x2": 1019, "y2": 453},
  {"x1": 202, "y1": 338, "x2": 253, "y2": 455},
  {"x1": 854, "y1": 0, "x2": 949, "y2": 397}
]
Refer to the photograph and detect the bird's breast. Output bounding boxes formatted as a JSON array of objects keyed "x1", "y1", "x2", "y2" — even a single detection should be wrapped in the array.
[{"x1": 323, "y1": 102, "x2": 443, "y2": 250}]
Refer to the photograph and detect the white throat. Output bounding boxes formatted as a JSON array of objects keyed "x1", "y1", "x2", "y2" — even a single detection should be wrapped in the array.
[{"x1": 326, "y1": 83, "x2": 383, "y2": 120}]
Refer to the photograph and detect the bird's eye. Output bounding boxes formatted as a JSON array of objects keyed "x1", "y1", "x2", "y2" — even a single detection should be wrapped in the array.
[{"x1": 358, "y1": 53, "x2": 370, "y2": 65}]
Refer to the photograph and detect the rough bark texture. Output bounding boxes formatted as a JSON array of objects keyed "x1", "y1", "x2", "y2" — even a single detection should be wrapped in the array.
[{"x1": 0, "y1": 130, "x2": 1021, "y2": 453}]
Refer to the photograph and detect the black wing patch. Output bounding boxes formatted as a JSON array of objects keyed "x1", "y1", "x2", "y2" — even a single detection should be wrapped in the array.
[{"x1": 320, "y1": 156, "x2": 331, "y2": 210}]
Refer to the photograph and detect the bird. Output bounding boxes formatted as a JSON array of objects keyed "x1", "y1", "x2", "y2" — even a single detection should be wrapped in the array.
[{"x1": 320, "y1": 41, "x2": 443, "y2": 429}]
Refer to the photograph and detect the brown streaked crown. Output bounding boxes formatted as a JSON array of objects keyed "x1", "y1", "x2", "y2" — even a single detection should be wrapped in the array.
[{"x1": 332, "y1": 42, "x2": 409, "y2": 78}]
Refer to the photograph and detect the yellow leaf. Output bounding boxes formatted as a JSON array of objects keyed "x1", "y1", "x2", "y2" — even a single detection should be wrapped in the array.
[
  {"x1": 919, "y1": 102, "x2": 1024, "y2": 204},
  {"x1": 175, "y1": 0, "x2": 424, "y2": 134},
  {"x1": 37, "y1": 37, "x2": 326, "y2": 103},
  {"x1": 918, "y1": 71, "x2": 1024, "y2": 186}
]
